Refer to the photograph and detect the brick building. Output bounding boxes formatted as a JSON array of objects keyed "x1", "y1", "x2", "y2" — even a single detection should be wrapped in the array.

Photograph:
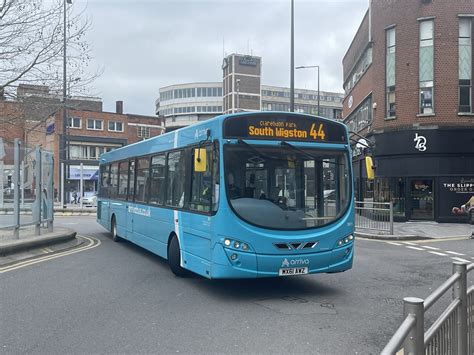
[
  {"x1": 45, "y1": 101, "x2": 164, "y2": 201},
  {"x1": 343, "y1": 0, "x2": 474, "y2": 222},
  {"x1": 1, "y1": 91, "x2": 164, "y2": 202}
]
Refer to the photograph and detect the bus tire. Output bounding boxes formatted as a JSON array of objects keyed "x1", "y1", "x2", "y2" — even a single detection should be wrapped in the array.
[
  {"x1": 111, "y1": 216, "x2": 121, "y2": 242},
  {"x1": 168, "y1": 235, "x2": 188, "y2": 277}
]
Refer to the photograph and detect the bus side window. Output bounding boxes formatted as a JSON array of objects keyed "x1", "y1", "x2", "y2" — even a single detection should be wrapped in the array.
[
  {"x1": 127, "y1": 160, "x2": 135, "y2": 201},
  {"x1": 150, "y1": 154, "x2": 166, "y2": 205},
  {"x1": 117, "y1": 161, "x2": 128, "y2": 200},
  {"x1": 166, "y1": 150, "x2": 186, "y2": 208},
  {"x1": 99, "y1": 164, "x2": 110, "y2": 198},
  {"x1": 110, "y1": 163, "x2": 119, "y2": 199},
  {"x1": 135, "y1": 157, "x2": 150, "y2": 204}
]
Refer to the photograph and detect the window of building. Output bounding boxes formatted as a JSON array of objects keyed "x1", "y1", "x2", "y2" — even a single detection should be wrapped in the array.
[
  {"x1": 67, "y1": 117, "x2": 81, "y2": 129},
  {"x1": 108, "y1": 121, "x2": 124, "y2": 132},
  {"x1": 117, "y1": 161, "x2": 129, "y2": 200},
  {"x1": 135, "y1": 158, "x2": 150, "y2": 203},
  {"x1": 419, "y1": 20, "x2": 434, "y2": 114},
  {"x1": 137, "y1": 126, "x2": 150, "y2": 138},
  {"x1": 69, "y1": 145, "x2": 115, "y2": 160},
  {"x1": 87, "y1": 119, "x2": 103, "y2": 130},
  {"x1": 459, "y1": 18, "x2": 472, "y2": 113},
  {"x1": 166, "y1": 150, "x2": 186, "y2": 208},
  {"x1": 374, "y1": 177, "x2": 405, "y2": 218},
  {"x1": 386, "y1": 27, "x2": 396, "y2": 118},
  {"x1": 344, "y1": 46, "x2": 373, "y2": 94},
  {"x1": 150, "y1": 154, "x2": 166, "y2": 205},
  {"x1": 344, "y1": 96, "x2": 372, "y2": 133}
]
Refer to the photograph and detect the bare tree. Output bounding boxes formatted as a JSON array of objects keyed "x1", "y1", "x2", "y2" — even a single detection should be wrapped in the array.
[{"x1": 0, "y1": 0, "x2": 100, "y2": 99}]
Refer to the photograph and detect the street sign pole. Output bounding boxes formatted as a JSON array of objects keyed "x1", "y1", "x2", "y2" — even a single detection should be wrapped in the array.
[
  {"x1": 13, "y1": 139, "x2": 21, "y2": 239},
  {"x1": 80, "y1": 163, "x2": 83, "y2": 209}
]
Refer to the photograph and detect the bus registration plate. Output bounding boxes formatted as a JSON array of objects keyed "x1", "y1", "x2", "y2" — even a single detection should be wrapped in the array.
[{"x1": 278, "y1": 267, "x2": 308, "y2": 276}]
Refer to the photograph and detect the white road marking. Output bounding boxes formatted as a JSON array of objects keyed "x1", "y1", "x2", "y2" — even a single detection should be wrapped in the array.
[
  {"x1": 451, "y1": 257, "x2": 471, "y2": 263},
  {"x1": 428, "y1": 251, "x2": 448, "y2": 256},
  {"x1": 387, "y1": 242, "x2": 403, "y2": 246},
  {"x1": 421, "y1": 246, "x2": 440, "y2": 250},
  {"x1": 403, "y1": 242, "x2": 418, "y2": 246},
  {"x1": 444, "y1": 251, "x2": 465, "y2": 256},
  {"x1": 406, "y1": 246, "x2": 425, "y2": 251},
  {"x1": 0, "y1": 236, "x2": 100, "y2": 273}
]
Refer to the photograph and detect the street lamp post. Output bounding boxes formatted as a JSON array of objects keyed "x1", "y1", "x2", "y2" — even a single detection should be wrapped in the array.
[
  {"x1": 290, "y1": 0, "x2": 295, "y2": 112},
  {"x1": 62, "y1": 0, "x2": 72, "y2": 207},
  {"x1": 295, "y1": 65, "x2": 320, "y2": 116}
]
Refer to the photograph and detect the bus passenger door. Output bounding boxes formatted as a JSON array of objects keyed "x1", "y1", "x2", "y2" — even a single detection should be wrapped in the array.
[{"x1": 181, "y1": 145, "x2": 216, "y2": 276}]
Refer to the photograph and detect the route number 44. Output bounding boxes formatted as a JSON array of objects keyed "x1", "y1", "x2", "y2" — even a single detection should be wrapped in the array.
[{"x1": 310, "y1": 123, "x2": 326, "y2": 140}]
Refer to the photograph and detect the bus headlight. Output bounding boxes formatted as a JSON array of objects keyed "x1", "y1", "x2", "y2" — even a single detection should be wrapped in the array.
[
  {"x1": 336, "y1": 235, "x2": 354, "y2": 248},
  {"x1": 221, "y1": 238, "x2": 252, "y2": 252}
]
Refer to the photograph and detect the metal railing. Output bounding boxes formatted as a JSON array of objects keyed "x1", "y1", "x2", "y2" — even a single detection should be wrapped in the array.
[
  {"x1": 1, "y1": 139, "x2": 54, "y2": 238},
  {"x1": 381, "y1": 261, "x2": 474, "y2": 355},
  {"x1": 355, "y1": 200, "x2": 394, "y2": 235}
]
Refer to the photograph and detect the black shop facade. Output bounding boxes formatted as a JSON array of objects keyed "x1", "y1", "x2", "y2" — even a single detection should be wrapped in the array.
[{"x1": 353, "y1": 128, "x2": 474, "y2": 223}]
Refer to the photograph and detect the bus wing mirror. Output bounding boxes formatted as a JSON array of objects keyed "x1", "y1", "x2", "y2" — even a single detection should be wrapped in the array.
[
  {"x1": 365, "y1": 156, "x2": 375, "y2": 180},
  {"x1": 194, "y1": 148, "x2": 207, "y2": 172}
]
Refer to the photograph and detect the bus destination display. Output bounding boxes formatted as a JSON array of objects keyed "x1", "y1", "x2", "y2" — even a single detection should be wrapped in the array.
[{"x1": 223, "y1": 114, "x2": 347, "y2": 143}]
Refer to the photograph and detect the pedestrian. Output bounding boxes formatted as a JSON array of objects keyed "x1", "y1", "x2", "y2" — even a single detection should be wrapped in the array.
[{"x1": 72, "y1": 191, "x2": 77, "y2": 204}]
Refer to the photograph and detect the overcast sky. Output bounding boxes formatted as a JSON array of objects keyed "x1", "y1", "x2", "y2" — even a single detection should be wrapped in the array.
[{"x1": 75, "y1": 0, "x2": 368, "y2": 116}]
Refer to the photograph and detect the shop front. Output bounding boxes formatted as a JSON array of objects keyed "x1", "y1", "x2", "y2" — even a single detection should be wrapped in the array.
[
  {"x1": 354, "y1": 128, "x2": 474, "y2": 222},
  {"x1": 67, "y1": 165, "x2": 99, "y2": 203}
]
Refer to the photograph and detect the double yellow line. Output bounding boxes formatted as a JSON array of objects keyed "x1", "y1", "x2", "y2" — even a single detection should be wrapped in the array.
[{"x1": 0, "y1": 236, "x2": 101, "y2": 273}]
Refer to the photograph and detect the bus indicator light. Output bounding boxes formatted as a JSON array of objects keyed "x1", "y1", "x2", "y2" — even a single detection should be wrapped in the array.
[{"x1": 224, "y1": 239, "x2": 231, "y2": 246}]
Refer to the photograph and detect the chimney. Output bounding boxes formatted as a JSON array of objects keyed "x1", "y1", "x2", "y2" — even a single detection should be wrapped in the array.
[{"x1": 116, "y1": 100, "x2": 123, "y2": 114}]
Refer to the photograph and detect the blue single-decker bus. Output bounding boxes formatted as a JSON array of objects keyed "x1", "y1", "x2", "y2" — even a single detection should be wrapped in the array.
[{"x1": 97, "y1": 112, "x2": 355, "y2": 278}]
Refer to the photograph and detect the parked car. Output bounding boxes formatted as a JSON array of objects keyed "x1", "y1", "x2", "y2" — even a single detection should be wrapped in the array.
[
  {"x1": 324, "y1": 189, "x2": 336, "y2": 200},
  {"x1": 82, "y1": 194, "x2": 97, "y2": 207}
]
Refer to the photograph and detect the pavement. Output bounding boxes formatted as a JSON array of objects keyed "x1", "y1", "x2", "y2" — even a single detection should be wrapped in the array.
[
  {"x1": 0, "y1": 204, "x2": 96, "y2": 216},
  {"x1": 0, "y1": 225, "x2": 76, "y2": 257},
  {"x1": 356, "y1": 221, "x2": 474, "y2": 240}
]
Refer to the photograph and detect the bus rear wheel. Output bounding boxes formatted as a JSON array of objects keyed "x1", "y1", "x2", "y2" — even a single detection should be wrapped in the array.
[
  {"x1": 168, "y1": 235, "x2": 188, "y2": 277},
  {"x1": 111, "y1": 216, "x2": 121, "y2": 242}
]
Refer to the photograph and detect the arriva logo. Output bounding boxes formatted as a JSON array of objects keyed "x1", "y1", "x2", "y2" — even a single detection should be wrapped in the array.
[{"x1": 281, "y1": 258, "x2": 310, "y2": 267}]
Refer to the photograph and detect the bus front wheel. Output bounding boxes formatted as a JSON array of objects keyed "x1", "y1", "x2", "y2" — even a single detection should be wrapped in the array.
[
  {"x1": 168, "y1": 235, "x2": 188, "y2": 277},
  {"x1": 111, "y1": 216, "x2": 121, "y2": 242}
]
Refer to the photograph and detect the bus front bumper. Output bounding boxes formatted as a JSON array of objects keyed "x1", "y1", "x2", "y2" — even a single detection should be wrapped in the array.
[{"x1": 210, "y1": 243, "x2": 354, "y2": 279}]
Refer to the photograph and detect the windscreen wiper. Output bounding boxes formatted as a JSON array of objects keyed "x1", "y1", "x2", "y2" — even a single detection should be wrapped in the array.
[
  {"x1": 237, "y1": 139, "x2": 271, "y2": 160},
  {"x1": 280, "y1": 141, "x2": 342, "y2": 165}
]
